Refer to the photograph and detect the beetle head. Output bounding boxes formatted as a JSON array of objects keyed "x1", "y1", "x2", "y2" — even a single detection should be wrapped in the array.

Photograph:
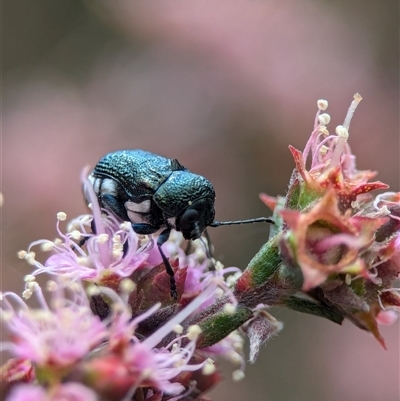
[
  {"x1": 153, "y1": 171, "x2": 216, "y2": 239},
  {"x1": 177, "y1": 198, "x2": 215, "y2": 240}
]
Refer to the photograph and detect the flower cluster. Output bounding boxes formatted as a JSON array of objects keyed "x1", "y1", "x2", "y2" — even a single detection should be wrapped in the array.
[
  {"x1": 1, "y1": 94, "x2": 399, "y2": 400},
  {"x1": 236, "y1": 94, "x2": 400, "y2": 348},
  {"x1": 2, "y1": 175, "x2": 252, "y2": 401}
]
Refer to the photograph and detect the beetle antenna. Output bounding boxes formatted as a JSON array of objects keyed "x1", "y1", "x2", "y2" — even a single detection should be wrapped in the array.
[{"x1": 209, "y1": 217, "x2": 274, "y2": 227}]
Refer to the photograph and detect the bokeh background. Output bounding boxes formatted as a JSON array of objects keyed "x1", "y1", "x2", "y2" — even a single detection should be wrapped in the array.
[{"x1": 2, "y1": 1, "x2": 399, "y2": 400}]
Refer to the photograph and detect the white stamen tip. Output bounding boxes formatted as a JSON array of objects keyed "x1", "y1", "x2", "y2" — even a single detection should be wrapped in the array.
[
  {"x1": 22, "y1": 289, "x2": 33, "y2": 299},
  {"x1": 81, "y1": 215, "x2": 92, "y2": 225},
  {"x1": 86, "y1": 285, "x2": 100, "y2": 297},
  {"x1": 25, "y1": 253, "x2": 37, "y2": 265},
  {"x1": 0, "y1": 193, "x2": 4, "y2": 207},
  {"x1": 18, "y1": 250, "x2": 27, "y2": 259},
  {"x1": 41, "y1": 241, "x2": 55, "y2": 252},
  {"x1": 228, "y1": 351, "x2": 243, "y2": 365},
  {"x1": 27, "y1": 282, "x2": 40, "y2": 292},
  {"x1": 226, "y1": 274, "x2": 239, "y2": 287},
  {"x1": 96, "y1": 233, "x2": 109, "y2": 244},
  {"x1": 24, "y1": 275, "x2": 36, "y2": 283},
  {"x1": 202, "y1": 359, "x2": 216, "y2": 375},
  {"x1": 215, "y1": 261, "x2": 224, "y2": 270},
  {"x1": 113, "y1": 234, "x2": 122, "y2": 243},
  {"x1": 112, "y1": 249, "x2": 123, "y2": 258},
  {"x1": 224, "y1": 303, "x2": 237, "y2": 315},
  {"x1": 318, "y1": 126, "x2": 329, "y2": 135},
  {"x1": 335, "y1": 125, "x2": 349, "y2": 140},
  {"x1": 70, "y1": 230, "x2": 82, "y2": 240},
  {"x1": 120, "y1": 221, "x2": 131, "y2": 231},
  {"x1": 318, "y1": 113, "x2": 331, "y2": 125},
  {"x1": 232, "y1": 369, "x2": 245, "y2": 382},
  {"x1": 319, "y1": 145, "x2": 329, "y2": 155},
  {"x1": 113, "y1": 243, "x2": 123, "y2": 252},
  {"x1": 112, "y1": 242, "x2": 123, "y2": 252},
  {"x1": 317, "y1": 99, "x2": 328, "y2": 110},
  {"x1": 57, "y1": 212, "x2": 67, "y2": 221},
  {"x1": 345, "y1": 274, "x2": 352, "y2": 286},
  {"x1": 120, "y1": 279, "x2": 136, "y2": 293},
  {"x1": 187, "y1": 324, "x2": 202, "y2": 340},
  {"x1": 173, "y1": 324, "x2": 184, "y2": 334}
]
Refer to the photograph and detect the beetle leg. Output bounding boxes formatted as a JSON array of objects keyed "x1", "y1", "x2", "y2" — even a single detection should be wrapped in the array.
[
  {"x1": 76, "y1": 219, "x2": 96, "y2": 249},
  {"x1": 203, "y1": 229, "x2": 213, "y2": 259},
  {"x1": 201, "y1": 229, "x2": 215, "y2": 271},
  {"x1": 100, "y1": 193, "x2": 130, "y2": 221},
  {"x1": 131, "y1": 223, "x2": 159, "y2": 235},
  {"x1": 157, "y1": 228, "x2": 178, "y2": 300},
  {"x1": 184, "y1": 241, "x2": 192, "y2": 255}
]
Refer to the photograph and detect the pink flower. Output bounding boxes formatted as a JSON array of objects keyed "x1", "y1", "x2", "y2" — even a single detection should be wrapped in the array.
[
  {"x1": 3, "y1": 171, "x2": 256, "y2": 399},
  {"x1": 6, "y1": 382, "x2": 98, "y2": 401},
  {"x1": 287, "y1": 95, "x2": 388, "y2": 211},
  {"x1": 2, "y1": 269, "x2": 240, "y2": 400},
  {"x1": 279, "y1": 188, "x2": 386, "y2": 290},
  {"x1": 77, "y1": 282, "x2": 225, "y2": 399},
  {"x1": 238, "y1": 95, "x2": 400, "y2": 348},
  {"x1": 1, "y1": 281, "x2": 107, "y2": 369},
  {"x1": 24, "y1": 211, "x2": 151, "y2": 284}
]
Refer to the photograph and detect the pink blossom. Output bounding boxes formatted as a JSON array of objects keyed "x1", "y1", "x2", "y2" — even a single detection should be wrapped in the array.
[
  {"x1": 238, "y1": 95, "x2": 400, "y2": 348},
  {"x1": 1, "y1": 281, "x2": 107, "y2": 368},
  {"x1": 25, "y1": 211, "x2": 150, "y2": 283},
  {"x1": 6, "y1": 383, "x2": 98, "y2": 401}
]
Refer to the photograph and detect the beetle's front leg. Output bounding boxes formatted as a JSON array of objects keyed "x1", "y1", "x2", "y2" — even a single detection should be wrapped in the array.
[
  {"x1": 100, "y1": 193, "x2": 130, "y2": 221},
  {"x1": 157, "y1": 228, "x2": 178, "y2": 300},
  {"x1": 79, "y1": 193, "x2": 123, "y2": 248},
  {"x1": 132, "y1": 224, "x2": 178, "y2": 300}
]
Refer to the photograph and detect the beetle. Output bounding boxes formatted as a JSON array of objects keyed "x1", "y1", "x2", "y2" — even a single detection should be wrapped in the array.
[{"x1": 86, "y1": 150, "x2": 273, "y2": 299}]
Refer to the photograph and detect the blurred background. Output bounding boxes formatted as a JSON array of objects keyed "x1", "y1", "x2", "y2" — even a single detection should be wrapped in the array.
[{"x1": 2, "y1": 1, "x2": 399, "y2": 400}]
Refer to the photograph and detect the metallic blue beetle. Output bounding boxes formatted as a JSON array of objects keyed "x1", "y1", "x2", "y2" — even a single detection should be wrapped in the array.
[{"x1": 87, "y1": 150, "x2": 273, "y2": 299}]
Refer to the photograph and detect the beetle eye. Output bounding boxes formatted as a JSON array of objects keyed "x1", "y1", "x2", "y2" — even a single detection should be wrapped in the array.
[{"x1": 180, "y1": 209, "x2": 199, "y2": 232}]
